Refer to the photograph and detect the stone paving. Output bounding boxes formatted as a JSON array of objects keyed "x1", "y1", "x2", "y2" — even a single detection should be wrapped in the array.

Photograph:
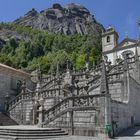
[
  {"x1": 1, "y1": 125, "x2": 140, "y2": 140},
  {"x1": 48, "y1": 136, "x2": 107, "y2": 140},
  {"x1": 50, "y1": 126, "x2": 140, "y2": 140}
]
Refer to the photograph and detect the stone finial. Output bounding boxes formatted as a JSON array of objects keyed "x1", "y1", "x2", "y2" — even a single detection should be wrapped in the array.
[
  {"x1": 66, "y1": 59, "x2": 71, "y2": 74},
  {"x1": 106, "y1": 25, "x2": 113, "y2": 31},
  {"x1": 103, "y1": 55, "x2": 108, "y2": 64},
  {"x1": 122, "y1": 50, "x2": 133, "y2": 71},
  {"x1": 37, "y1": 67, "x2": 42, "y2": 82},
  {"x1": 21, "y1": 80, "x2": 26, "y2": 93},
  {"x1": 85, "y1": 49, "x2": 90, "y2": 71},
  {"x1": 56, "y1": 63, "x2": 59, "y2": 76},
  {"x1": 100, "y1": 60, "x2": 109, "y2": 94},
  {"x1": 36, "y1": 82, "x2": 41, "y2": 92}
]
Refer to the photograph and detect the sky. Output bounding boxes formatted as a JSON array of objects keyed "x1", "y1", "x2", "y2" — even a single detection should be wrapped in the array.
[{"x1": 0, "y1": 0, "x2": 140, "y2": 41}]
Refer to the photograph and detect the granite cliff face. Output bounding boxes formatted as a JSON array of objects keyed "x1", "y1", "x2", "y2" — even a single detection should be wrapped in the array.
[{"x1": 14, "y1": 3, "x2": 103, "y2": 36}]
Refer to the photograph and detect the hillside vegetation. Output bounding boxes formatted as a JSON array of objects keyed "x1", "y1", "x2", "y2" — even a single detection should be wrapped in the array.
[{"x1": 0, "y1": 23, "x2": 102, "y2": 73}]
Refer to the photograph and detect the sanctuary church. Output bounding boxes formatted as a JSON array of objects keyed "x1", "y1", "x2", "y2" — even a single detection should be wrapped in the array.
[
  {"x1": 102, "y1": 24, "x2": 140, "y2": 65},
  {"x1": 1, "y1": 22, "x2": 140, "y2": 139}
]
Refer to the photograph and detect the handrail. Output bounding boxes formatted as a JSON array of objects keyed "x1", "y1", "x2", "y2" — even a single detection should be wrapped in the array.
[
  {"x1": 41, "y1": 77, "x2": 57, "y2": 89},
  {"x1": 42, "y1": 94, "x2": 104, "y2": 125},
  {"x1": 44, "y1": 94, "x2": 104, "y2": 114}
]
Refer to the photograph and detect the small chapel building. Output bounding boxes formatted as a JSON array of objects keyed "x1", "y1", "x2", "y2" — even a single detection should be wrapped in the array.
[{"x1": 102, "y1": 25, "x2": 140, "y2": 64}]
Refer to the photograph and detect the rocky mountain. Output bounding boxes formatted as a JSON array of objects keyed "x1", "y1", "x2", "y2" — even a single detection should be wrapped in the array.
[
  {"x1": 0, "y1": 3, "x2": 103, "y2": 71},
  {"x1": 14, "y1": 3, "x2": 104, "y2": 36},
  {"x1": 0, "y1": 26, "x2": 29, "y2": 41}
]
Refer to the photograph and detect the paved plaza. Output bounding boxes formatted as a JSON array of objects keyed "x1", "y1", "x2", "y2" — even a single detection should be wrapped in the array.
[
  {"x1": 0, "y1": 126, "x2": 140, "y2": 140},
  {"x1": 50, "y1": 126, "x2": 140, "y2": 140}
]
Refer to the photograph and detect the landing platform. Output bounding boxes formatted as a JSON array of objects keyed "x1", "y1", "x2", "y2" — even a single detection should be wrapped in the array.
[{"x1": 0, "y1": 125, "x2": 58, "y2": 130}]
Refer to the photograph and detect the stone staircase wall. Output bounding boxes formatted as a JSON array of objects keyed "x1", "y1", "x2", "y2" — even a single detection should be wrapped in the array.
[
  {"x1": 47, "y1": 110, "x2": 97, "y2": 136},
  {"x1": 9, "y1": 99, "x2": 34, "y2": 125}
]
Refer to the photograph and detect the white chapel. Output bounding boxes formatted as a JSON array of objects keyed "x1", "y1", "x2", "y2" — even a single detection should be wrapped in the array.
[{"x1": 102, "y1": 24, "x2": 140, "y2": 65}]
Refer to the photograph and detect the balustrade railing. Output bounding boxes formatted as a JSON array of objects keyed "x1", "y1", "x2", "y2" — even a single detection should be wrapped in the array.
[
  {"x1": 8, "y1": 91, "x2": 35, "y2": 111},
  {"x1": 8, "y1": 56, "x2": 138, "y2": 116},
  {"x1": 43, "y1": 94, "x2": 104, "y2": 125},
  {"x1": 41, "y1": 77, "x2": 58, "y2": 90},
  {"x1": 40, "y1": 88, "x2": 64, "y2": 98}
]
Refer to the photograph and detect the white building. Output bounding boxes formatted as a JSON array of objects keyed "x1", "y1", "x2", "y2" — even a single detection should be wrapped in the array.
[{"x1": 102, "y1": 25, "x2": 140, "y2": 65}]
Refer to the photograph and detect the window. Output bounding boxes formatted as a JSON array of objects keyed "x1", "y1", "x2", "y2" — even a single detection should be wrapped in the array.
[{"x1": 107, "y1": 36, "x2": 110, "y2": 43}]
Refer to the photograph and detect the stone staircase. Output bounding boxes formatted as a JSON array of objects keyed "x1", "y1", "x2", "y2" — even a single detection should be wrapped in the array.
[
  {"x1": 42, "y1": 94, "x2": 103, "y2": 126},
  {"x1": 0, "y1": 125, "x2": 68, "y2": 140},
  {"x1": 0, "y1": 112, "x2": 18, "y2": 126}
]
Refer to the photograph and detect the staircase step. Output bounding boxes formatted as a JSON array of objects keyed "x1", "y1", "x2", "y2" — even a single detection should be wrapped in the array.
[
  {"x1": 0, "y1": 130, "x2": 66, "y2": 135},
  {"x1": 0, "y1": 125, "x2": 68, "y2": 139},
  {"x1": 0, "y1": 135, "x2": 67, "y2": 140}
]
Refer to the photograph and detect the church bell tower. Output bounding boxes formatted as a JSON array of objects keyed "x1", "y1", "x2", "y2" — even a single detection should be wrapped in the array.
[{"x1": 102, "y1": 25, "x2": 119, "y2": 53}]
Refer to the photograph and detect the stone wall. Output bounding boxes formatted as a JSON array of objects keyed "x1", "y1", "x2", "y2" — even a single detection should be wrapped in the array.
[
  {"x1": 0, "y1": 65, "x2": 34, "y2": 111},
  {"x1": 129, "y1": 77, "x2": 140, "y2": 124},
  {"x1": 111, "y1": 101, "x2": 131, "y2": 134},
  {"x1": 111, "y1": 76, "x2": 140, "y2": 135},
  {"x1": 9, "y1": 97, "x2": 61, "y2": 125},
  {"x1": 9, "y1": 99, "x2": 34, "y2": 125},
  {"x1": 109, "y1": 82, "x2": 123, "y2": 101},
  {"x1": 48, "y1": 110, "x2": 98, "y2": 136}
]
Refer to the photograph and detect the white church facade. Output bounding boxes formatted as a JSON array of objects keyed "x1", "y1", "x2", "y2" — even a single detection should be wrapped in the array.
[{"x1": 102, "y1": 25, "x2": 140, "y2": 64}]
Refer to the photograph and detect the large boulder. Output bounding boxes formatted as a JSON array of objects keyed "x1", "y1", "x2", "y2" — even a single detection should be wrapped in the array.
[{"x1": 13, "y1": 3, "x2": 104, "y2": 35}]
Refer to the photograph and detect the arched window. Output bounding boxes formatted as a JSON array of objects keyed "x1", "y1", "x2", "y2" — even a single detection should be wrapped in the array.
[{"x1": 107, "y1": 36, "x2": 110, "y2": 43}]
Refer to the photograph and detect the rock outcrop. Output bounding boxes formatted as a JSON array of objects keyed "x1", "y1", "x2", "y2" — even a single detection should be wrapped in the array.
[{"x1": 14, "y1": 3, "x2": 104, "y2": 35}]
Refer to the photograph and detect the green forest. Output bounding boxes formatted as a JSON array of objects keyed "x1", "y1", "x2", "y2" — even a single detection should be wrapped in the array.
[{"x1": 0, "y1": 23, "x2": 102, "y2": 73}]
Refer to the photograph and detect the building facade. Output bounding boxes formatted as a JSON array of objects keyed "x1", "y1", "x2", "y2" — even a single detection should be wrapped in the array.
[
  {"x1": 0, "y1": 63, "x2": 34, "y2": 111},
  {"x1": 102, "y1": 25, "x2": 140, "y2": 65}
]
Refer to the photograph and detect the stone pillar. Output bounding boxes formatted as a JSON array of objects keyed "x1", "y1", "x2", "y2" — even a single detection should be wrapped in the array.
[
  {"x1": 38, "y1": 105, "x2": 44, "y2": 127},
  {"x1": 100, "y1": 60, "x2": 112, "y2": 137},
  {"x1": 122, "y1": 52, "x2": 130, "y2": 101},
  {"x1": 32, "y1": 104, "x2": 38, "y2": 125},
  {"x1": 32, "y1": 79, "x2": 41, "y2": 125},
  {"x1": 69, "y1": 99, "x2": 74, "y2": 135},
  {"x1": 69, "y1": 84, "x2": 75, "y2": 135},
  {"x1": 38, "y1": 96, "x2": 44, "y2": 128}
]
